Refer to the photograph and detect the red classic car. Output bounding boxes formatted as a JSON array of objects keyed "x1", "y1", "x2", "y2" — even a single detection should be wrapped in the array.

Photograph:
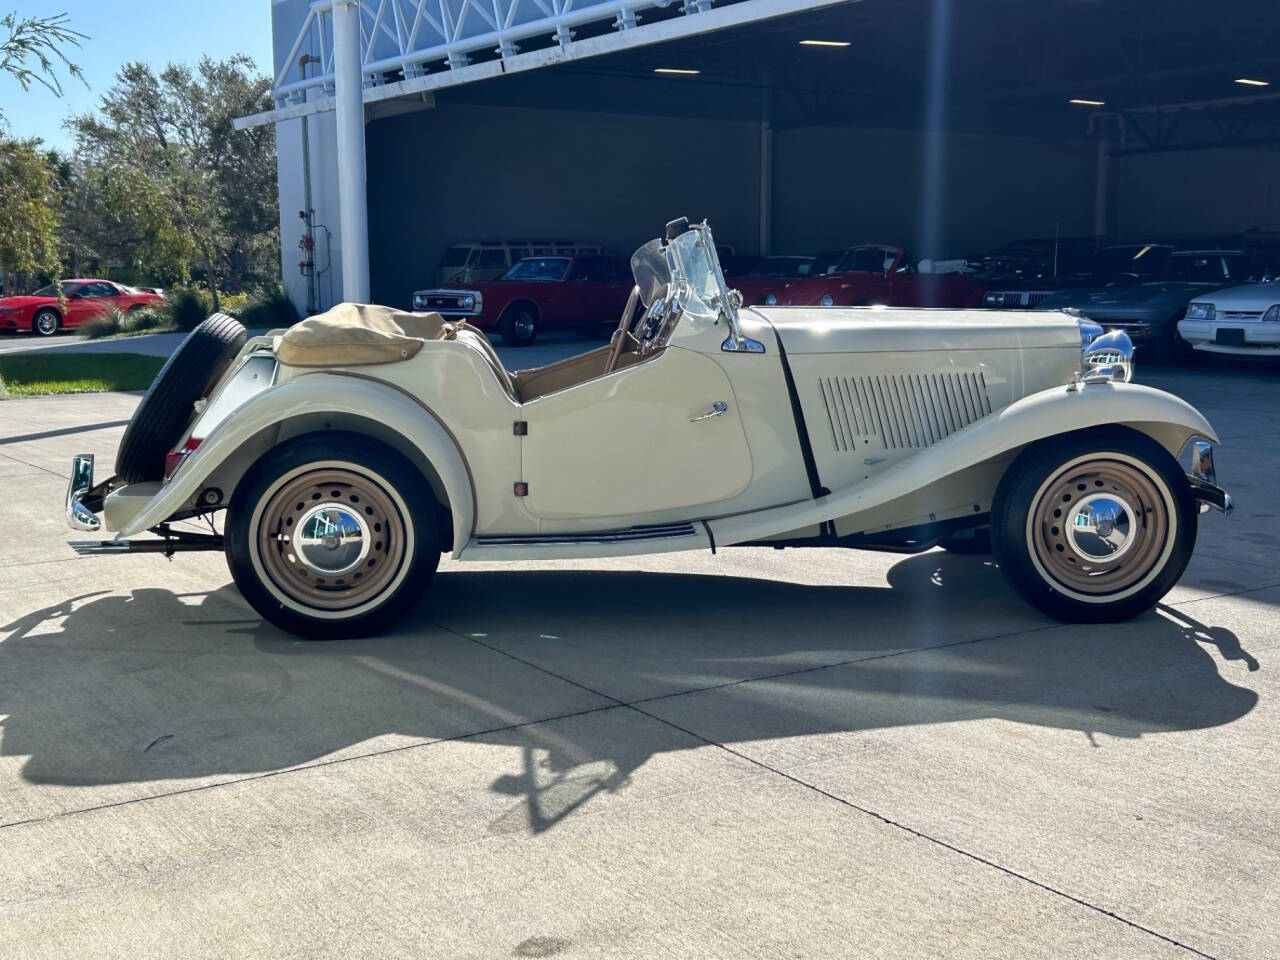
[
  {"x1": 0, "y1": 279, "x2": 164, "y2": 336},
  {"x1": 727, "y1": 255, "x2": 817, "y2": 307},
  {"x1": 754, "y1": 243, "x2": 986, "y2": 309},
  {"x1": 412, "y1": 254, "x2": 634, "y2": 345}
]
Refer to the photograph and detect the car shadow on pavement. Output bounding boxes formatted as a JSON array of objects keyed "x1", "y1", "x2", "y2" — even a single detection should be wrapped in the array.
[{"x1": 0, "y1": 552, "x2": 1260, "y2": 832}]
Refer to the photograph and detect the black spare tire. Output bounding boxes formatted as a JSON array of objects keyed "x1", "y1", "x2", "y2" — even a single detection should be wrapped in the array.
[{"x1": 115, "y1": 313, "x2": 247, "y2": 483}]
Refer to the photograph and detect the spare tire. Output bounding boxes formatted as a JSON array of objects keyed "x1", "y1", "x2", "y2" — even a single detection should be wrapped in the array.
[{"x1": 115, "y1": 313, "x2": 247, "y2": 483}]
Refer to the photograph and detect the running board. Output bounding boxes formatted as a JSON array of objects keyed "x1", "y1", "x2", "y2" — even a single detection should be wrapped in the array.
[{"x1": 463, "y1": 522, "x2": 709, "y2": 560}]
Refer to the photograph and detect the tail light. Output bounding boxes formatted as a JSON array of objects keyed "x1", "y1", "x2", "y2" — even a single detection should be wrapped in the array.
[{"x1": 164, "y1": 437, "x2": 202, "y2": 479}]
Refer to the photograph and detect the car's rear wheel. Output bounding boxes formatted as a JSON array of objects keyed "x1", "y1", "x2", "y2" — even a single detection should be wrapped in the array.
[
  {"x1": 225, "y1": 433, "x2": 439, "y2": 640},
  {"x1": 32, "y1": 308, "x2": 60, "y2": 337},
  {"x1": 499, "y1": 303, "x2": 539, "y2": 346},
  {"x1": 992, "y1": 427, "x2": 1196, "y2": 622}
]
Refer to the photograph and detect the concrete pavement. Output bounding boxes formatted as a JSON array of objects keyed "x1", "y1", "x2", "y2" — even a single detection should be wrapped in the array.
[{"x1": 0, "y1": 365, "x2": 1277, "y2": 958}]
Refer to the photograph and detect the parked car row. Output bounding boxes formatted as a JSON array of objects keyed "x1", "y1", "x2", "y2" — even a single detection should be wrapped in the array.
[{"x1": 0, "y1": 280, "x2": 164, "y2": 336}]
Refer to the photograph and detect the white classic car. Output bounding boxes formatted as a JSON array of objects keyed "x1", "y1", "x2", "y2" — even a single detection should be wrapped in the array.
[
  {"x1": 66, "y1": 219, "x2": 1231, "y2": 639},
  {"x1": 1178, "y1": 281, "x2": 1280, "y2": 356}
]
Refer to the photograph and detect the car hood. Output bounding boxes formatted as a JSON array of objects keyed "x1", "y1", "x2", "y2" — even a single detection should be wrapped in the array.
[
  {"x1": 1037, "y1": 281, "x2": 1217, "y2": 309},
  {"x1": 0, "y1": 296, "x2": 52, "y2": 308},
  {"x1": 1189, "y1": 282, "x2": 1280, "y2": 307}
]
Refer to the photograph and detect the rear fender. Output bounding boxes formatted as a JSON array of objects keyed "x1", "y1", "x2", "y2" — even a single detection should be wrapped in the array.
[
  {"x1": 709, "y1": 381, "x2": 1218, "y2": 546},
  {"x1": 114, "y1": 374, "x2": 476, "y2": 556}
]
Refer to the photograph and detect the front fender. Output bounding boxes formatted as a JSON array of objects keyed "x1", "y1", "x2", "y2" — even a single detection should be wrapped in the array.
[
  {"x1": 114, "y1": 374, "x2": 476, "y2": 556},
  {"x1": 709, "y1": 380, "x2": 1217, "y2": 546}
]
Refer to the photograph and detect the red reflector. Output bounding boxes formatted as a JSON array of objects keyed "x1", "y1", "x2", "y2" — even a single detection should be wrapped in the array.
[{"x1": 164, "y1": 437, "x2": 202, "y2": 479}]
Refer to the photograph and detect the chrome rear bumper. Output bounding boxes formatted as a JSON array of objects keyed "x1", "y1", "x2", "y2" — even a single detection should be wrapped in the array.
[{"x1": 66, "y1": 454, "x2": 101, "y2": 532}]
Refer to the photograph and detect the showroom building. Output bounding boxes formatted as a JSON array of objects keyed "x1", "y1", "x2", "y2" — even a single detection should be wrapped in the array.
[{"x1": 239, "y1": 0, "x2": 1280, "y2": 314}]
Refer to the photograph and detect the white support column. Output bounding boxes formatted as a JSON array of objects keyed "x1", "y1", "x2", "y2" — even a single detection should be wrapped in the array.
[{"x1": 332, "y1": 0, "x2": 370, "y2": 303}]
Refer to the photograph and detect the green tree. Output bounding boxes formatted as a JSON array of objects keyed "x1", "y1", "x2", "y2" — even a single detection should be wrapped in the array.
[
  {"x1": 0, "y1": 138, "x2": 61, "y2": 291},
  {"x1": 68, "y1": 55, "x2": 278, "y2": 309},
  {"x1": 0, "y1": 11, "x2": 85, "y2": 123}
]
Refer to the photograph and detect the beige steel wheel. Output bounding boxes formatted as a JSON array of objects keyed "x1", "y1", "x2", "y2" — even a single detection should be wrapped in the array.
[
  {"x1": 254, "y1": 468, "x2": 408, "y2": 612},
  {"x1": 992, "y1": 427, "x2": 1197, "y2": 623},
  {"x1": 226, "y1": 433, "x2": 439, "y2": 640}
]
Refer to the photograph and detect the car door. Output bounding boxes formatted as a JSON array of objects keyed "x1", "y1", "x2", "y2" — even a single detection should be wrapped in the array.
[
  {"x1": 563, "y1": 257, "x2": 627, "y2": 332},
  {"x1": 519, "y1": 348, "x2": 753, "y2": 522},
  {"x1": 66, "y1": 282, "x2": 116, "y2": 327}
]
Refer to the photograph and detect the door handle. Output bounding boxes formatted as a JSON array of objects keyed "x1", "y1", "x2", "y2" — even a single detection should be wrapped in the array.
[{"x1": 689, "y1": 401, "x2": 728, "y2": 422}]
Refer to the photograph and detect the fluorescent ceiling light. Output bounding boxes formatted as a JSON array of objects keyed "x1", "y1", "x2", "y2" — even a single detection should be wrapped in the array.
[
  {"x1": 654, "y1": 67, "x2": 700, "y2": 76},
  {"x1": 1069, "y1": 98, "x2": 1106, "y2": 106},
  {"x1": 799, "y1": 39, "x2": 851, "y2": 47},
  {"x1": 1235, "y1": 77, "x2": 1270, "y2": 87}
]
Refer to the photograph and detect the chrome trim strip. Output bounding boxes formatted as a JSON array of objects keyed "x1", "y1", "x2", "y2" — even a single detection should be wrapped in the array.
[{"x1": 476, "y1": 522, "x2": 697, "y2": 546}]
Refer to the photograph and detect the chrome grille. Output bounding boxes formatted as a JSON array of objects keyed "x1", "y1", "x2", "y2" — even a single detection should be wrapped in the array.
[
  {"x1": 1220, "y1": 310, "x2": 1263, "y2": 322},
  {"x1": 819, "y1": 372, "x2": 992, "y2": 451}
]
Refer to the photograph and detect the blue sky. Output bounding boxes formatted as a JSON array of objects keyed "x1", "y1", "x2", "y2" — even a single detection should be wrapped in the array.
[{"x1": 2, "y1": 0, "x2": 274, "y2": 150}]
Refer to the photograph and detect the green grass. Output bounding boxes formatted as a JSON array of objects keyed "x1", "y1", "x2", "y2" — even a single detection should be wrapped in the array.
[{"x1": 0, "y1": 353, "x2": 165, "y2": 397}]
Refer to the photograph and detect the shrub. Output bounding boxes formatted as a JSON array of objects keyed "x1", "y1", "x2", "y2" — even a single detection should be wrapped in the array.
[
  {"x1": 82, "y1": 307, "x2": 126, "y2": 339},
  {"x1": 239, "y1": 287, "x2": 301, "y2": 329},
  {"x1": 164, "y1": 286, "x2": 213, "y2": 332},
  {"x1": 122, "y1": 307, "x2": 167, "y2": 333}
]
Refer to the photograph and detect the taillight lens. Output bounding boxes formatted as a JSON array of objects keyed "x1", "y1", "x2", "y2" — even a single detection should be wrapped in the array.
[{"x1": 164, "y1": 437, "x2": 202, "y2": 479}]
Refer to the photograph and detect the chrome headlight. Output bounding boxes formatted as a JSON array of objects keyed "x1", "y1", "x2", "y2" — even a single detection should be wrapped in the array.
[
  {"x1": 1263, "y1": 304, "x2": 1280, "y2": 322},
  {"x1": 763, "y1": 292, "x2": 777, "y2": 306},
  {"x1": 1082, "y1": 329, "x2": 1135, "y2": 384},
  {"x1": 1077, "y1": 318, "x2": 1104, "y2": 348},
  {"x1": 819, "y1": 293, "x2": 835, "y2": 307},
  {"x1": 412, "y1": 293, "x2": 427, "y2": 310},
  {"x1": 459, "y1": 294, "x2": 476, "y2": 310},
  {"x1": 1185, "y1": 302, "x2": 1215, "y2": 321}
]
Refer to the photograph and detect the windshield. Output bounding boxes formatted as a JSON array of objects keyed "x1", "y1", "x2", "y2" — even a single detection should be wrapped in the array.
[
  {"x1": 33, "y1": 282, "x2": 79, "y2": 298},
  {"x1": 1160, "y1": 253, "x2": 1250, "y2": 283},
  {"x1": 503, "y1": 257, "x2": 570, "y2": 281},
  {"x1": 440, "y1": 246, "x2": 471, "y2": 267},
  {"x1": 750, "y1": 257, "x2": 814, "y2": 278},
  {"x1": 836, "y1": 246, "x2": 899, "y2": 274},
  {"x1": 629, "y1": 221, "x2": 736, "y2": 326},
  {"x1": 1091, "y1": 244, "x2": 1171, "y2": 278}
]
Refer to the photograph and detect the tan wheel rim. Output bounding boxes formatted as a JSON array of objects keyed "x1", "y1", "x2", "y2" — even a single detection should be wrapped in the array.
[
  {"x1": 254, "y1": 467, "x2": 408, "y2": 612},
  {"x1": 1029, "y1": 456, "x2": 1171, "y2": 597}
]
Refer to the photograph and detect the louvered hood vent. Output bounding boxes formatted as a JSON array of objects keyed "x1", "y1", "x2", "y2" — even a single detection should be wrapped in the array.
[{"x1": 818, "y1": 372, "x2": 993, "y2": 451}]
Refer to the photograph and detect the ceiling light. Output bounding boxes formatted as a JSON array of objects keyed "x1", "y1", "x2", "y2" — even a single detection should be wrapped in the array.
[
  {"x1": 1069, "y1": 98, "x2": 1105, "y2": 106},
  {"x1": 799, "y1": 40, "x2": 851, "y2": 48},
  {"x1": 654, "y1": 68, "x2": 699, "y2": 76},
  {"x1": 1235, "y1": 77, "x2": 1270, "y2": 87}
]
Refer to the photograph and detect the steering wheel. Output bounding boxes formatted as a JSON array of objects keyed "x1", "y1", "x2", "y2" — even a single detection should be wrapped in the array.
[{"x1": 604, "y1": 285, "x2": 643, "y2": 375}]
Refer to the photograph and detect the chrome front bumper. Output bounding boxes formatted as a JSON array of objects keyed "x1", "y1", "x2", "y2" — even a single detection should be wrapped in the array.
[
  {"x1": 66, "y1": 454, "x2": 101, "y2": 532},
  {"x1": 1188, "y1": 440, "x2": 1233, "y2": 515}
]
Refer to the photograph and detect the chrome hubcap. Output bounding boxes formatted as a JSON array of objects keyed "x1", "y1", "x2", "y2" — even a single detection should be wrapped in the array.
[
  {"x1": 294, "y1": 503, "x2": 370, "y2": 575},
  {"x1": 36, "y1": 314, "x2": 56, "y2": 334},
  {"x1": 514, "y1": 313, "x2": 535, "y2": 338},
  {"x1": 1064, "y1": 493, "x2": 1137, "y2": 562}
]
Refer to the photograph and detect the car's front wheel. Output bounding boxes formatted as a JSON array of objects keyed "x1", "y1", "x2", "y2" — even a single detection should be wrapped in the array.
[
  {"x1": 499, "y1": 302, "x2": 539, "y2": 346},
  {"x1": 225, "y1": 434, "x2": 440, "y2": 639},
  {"x1": 992, "y1": 427, "x2": 1196, "y2": 622},
  {"x1": 32, "y1": 308, "x2": 60, "y2": 336}
]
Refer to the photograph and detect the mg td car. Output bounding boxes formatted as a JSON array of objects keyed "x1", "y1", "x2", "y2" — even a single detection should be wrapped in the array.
[{"x1": 66, "y1": 218, "x2": 1231, "y2": 640}]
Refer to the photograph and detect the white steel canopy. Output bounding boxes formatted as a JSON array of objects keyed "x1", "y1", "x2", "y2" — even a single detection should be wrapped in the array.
[{"x1": 234, "y1": 0, "x2": 849, "y2": 130}]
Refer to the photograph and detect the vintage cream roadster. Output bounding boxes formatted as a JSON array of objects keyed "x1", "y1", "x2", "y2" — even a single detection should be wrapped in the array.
[{"x1": 66, "y1": 219, "x2": 1232, "y2": 639}]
